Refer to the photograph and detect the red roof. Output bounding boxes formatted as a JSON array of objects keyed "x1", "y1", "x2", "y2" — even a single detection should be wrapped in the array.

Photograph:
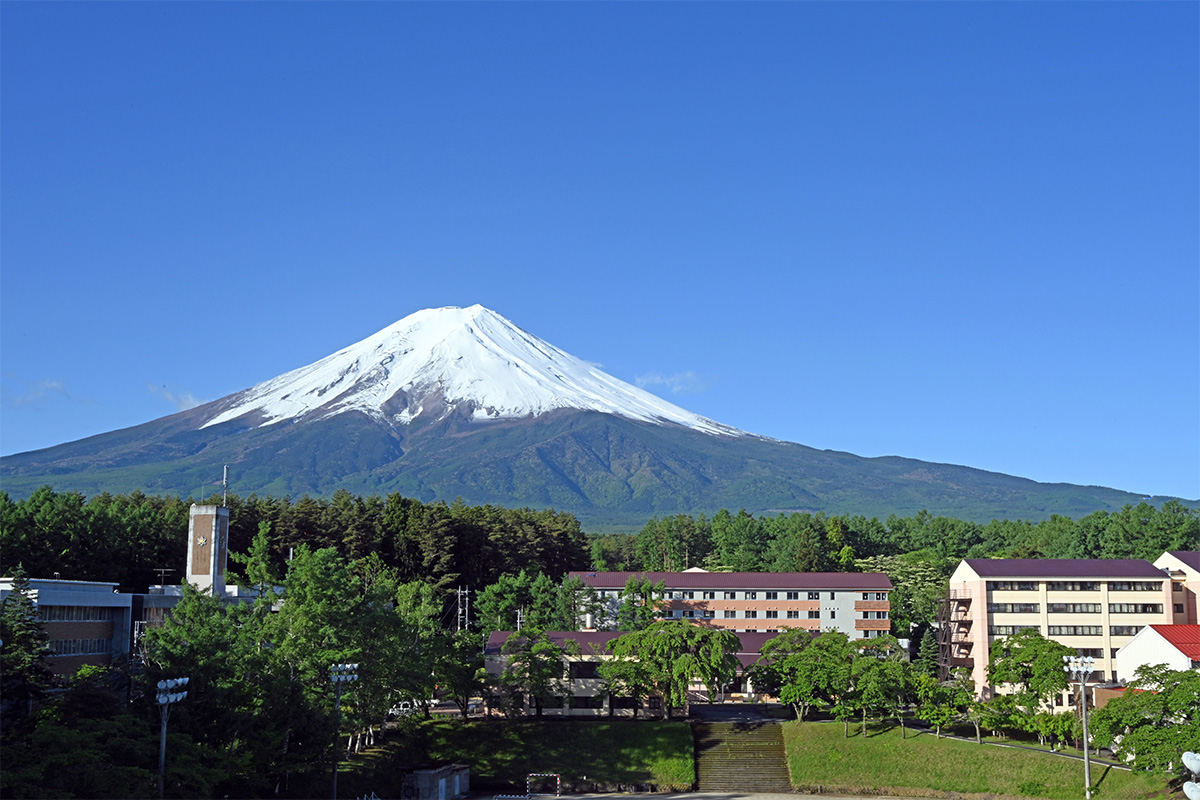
[
  {"x1": 1148, "y1": 624, "x2": 1200, "y2": 660},
  {"x1": 569, "y1": 570, "x2": 892, "y2": 590}
]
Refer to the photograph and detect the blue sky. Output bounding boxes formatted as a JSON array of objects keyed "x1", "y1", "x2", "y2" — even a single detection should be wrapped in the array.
[{"x1": 2, "y1": 2, "x2": 1197, "y2": 502}]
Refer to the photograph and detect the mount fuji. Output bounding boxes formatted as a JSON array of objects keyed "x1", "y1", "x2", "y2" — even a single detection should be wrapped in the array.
[{"x1": 0, "y1": 305, "x2": 1158, "y2": 527}]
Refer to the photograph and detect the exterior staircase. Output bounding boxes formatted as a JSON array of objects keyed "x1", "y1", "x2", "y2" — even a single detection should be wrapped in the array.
[{"x1": 693, "y1": 721, "x2": 793, "y2": 793}]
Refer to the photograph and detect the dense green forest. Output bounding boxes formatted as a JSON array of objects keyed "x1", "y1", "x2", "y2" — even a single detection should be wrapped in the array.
[{"x1": 2, "y1": 486, "x2": 1196, "y2": 598}]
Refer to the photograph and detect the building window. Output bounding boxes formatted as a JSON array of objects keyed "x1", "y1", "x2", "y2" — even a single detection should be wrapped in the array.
[
  {"x1": 1110, "y1": 649, "x2": 1120, "y2": 659},
  {"x1": 863, "y1": 593, "x2": 869, "y2": 600},
  {"x1": 808, "y1": 592, "x2": 819, "y2": 600},
  {"x1": 830, "y1": 610, "x2": 836, "y2": 619},
  {"x1": 1175, "y1": 603, "x2": 1185, "y2": 614},
  {"x1": 610, "y1": 697, "x2": 638, "y2": 709},
  {"x1": 829, "y1": 592, "x2": 835, "y2": 600},
  {"x1": 47, "y1": 639, "x2": 113, "y2": 657},
  {"x1": 989, "y1": 625, "x2": 1039, "y2": 635},
  {"x1": 766, "y1": 610, "x2": 778, "y2": 619},
  {"x1": 876, "y1": 592, "x2": 887, "y2": 601},
  {"x1": 703, "y1": 610, "x2": 715, "y2": 618},
  {"x1": 1174, "y1": 583, "x2": 1184, "y2": 592},
  {"x1": 746, "y1": 591, "x2": 757, "y2": 600},
  {"x1": 786, "y1": 592, "x2": 799, "y2": 600},
  {"x1": 569, "y1": 662, "x2": 601, "y2": 679},
  {"x1": 808, "y1": 610, "x2": 820, "y2": 619},
  {"x1": 682, "y1": 610, "x2": 695, "y2": 619},
  {"x1": 648, "y1": 697, "x2": 662, "y2": 710},
  {"x1": 1047, "y1": 626, "x2": 1102, "y2": 636},
  {"x1": 988, "y1": 581, "x2": 1038, "y2": 591},
  {"x1": 766, "y1": 591, "x2": 778, "y2": 600},
  {"x1": 787, "y1": 610, "x2": 799, "y2": 619},
  {"x1": 745, "y1": 611, "x2": 758, "y2": 619},
  {"x1": 570, "y1": 695, "x2": 604, "y2": 709},
  {"x1": 724, "y1": 591, "x2": 737, "y2": 600},
  {"x1": 703, "y1": 591, "x2": 715, "y2": 600},
  {"x1": 1110, "y1": 625, "x2": 1143, "y2": 636},
  {"x1": 989, "y1": 603, "x2": 1040, "y2": 613},
  {"x1": 1075, "y1": 648, "x2": 1102, "y2": 658},
  {"x1": 1109, "y1": 604, "x2": 1162, "y2": 614},
  {"x1": 1048, "y1": 603, "x2": 1101, "y2": 613},
  {"x1": 677, "y1": 591, "x2": 694, "y2": 600},
  {"x1": 724, "y1": 610, "x2": 737, "y2": 619},
  {"x1": 1107, "y1": 582, "x2": 1162, "y2": 592},
  {"x1": 1047, "y1": 581, "x2": 1100, "y2": 591},
  {"x1": 38, "y1": 606, "x2": 114, "y2": 622}
]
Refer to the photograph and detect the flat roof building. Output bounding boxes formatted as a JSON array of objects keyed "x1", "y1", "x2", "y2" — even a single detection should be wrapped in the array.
[{"x1": 0, "y1": 577, "x2": 133, "y2": 676}]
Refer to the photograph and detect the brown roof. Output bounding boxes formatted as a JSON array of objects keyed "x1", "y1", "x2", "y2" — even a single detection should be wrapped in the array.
[
  {"x1": 963, "y1": 558, "x2": 1165, "y2": 579},
  {"x1": 1166, "y1": 551, "x2": 1200, "y2": 571},
  {"x1": 569, "y1": 570, "x2": 892, "y2": 591}
]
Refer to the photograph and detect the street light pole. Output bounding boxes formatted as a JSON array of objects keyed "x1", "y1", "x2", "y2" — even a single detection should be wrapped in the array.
[
  {"x1": 330, "y1": 663, "x2": 359, "y2": 800},
  {"x1": 1063, "y1": 655, "x2": 1094, "y2": 800},
  {"x1": 156, "y1": 677, "x2": 190, "y2": 799}
]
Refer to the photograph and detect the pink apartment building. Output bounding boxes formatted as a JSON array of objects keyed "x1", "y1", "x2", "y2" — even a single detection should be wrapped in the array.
[{"x1": 942, "y1": 558, "x2": 1176, "y2": 698}]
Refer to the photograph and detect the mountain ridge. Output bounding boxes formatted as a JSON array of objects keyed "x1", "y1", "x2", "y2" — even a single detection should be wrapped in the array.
[{"x1": 1, "y1": 306, "x2": 1186, "y2": 528}]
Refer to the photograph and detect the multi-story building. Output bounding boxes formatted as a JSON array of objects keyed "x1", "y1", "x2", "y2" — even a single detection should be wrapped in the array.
[
  {"x1": 1153, "y1": 551, "x2": 1200, "y2": 624},
  {"x1": 0, "y1": 577, "x2": 134, "y2": 676},
  {"x1": 942, "y1": 558, "x2": 1174, "y2": 697},
  {"x1": 569, "y1": 569, "x2": 893, "y2": 640}
]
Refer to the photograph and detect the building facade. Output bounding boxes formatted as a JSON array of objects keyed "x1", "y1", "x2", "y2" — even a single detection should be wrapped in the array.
[
  {"x1": 1113, "y1": 623, "x2": 1200, "y2": 678},
  {"x1": 1153, "y1": 551, "x2": 1200, "y2": 624},
  {"x1": 569, "y1": 569, "x2": 892, "y2": 639},
  {"x1": 941, "y1": 558, "x2": 1174, "y2": 696},
  {"x1": 0, "y1": 578, "x2": 133, "y2": 676}
]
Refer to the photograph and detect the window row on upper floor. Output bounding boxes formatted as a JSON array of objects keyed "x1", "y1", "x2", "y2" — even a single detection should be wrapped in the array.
[{"x1": 987, "y1": 580, "x2": 1163, "y2": 592}]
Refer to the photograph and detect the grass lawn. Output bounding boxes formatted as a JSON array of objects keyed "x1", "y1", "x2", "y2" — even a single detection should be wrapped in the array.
[
  {"x1": 783, "y1": 720, "x2": 1171, "y2": 800},
  {"x1": 321, "y1": 718, "x2": 694, "y2": 798}
]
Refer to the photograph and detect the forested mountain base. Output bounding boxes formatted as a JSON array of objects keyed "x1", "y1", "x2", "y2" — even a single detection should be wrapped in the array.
[{"x1": 2, "y1": 486, "x2": 1195, "y2": 598}]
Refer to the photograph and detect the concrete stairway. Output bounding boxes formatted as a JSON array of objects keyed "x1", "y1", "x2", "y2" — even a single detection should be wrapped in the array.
[{"x1": 693, "y1": 721, "x2": 793, "y2": 793}]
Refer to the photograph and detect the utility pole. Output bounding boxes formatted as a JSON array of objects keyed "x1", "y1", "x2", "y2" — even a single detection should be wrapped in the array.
[{"x1": 456, "y1": 586, "x2": 470, "y2": 632}]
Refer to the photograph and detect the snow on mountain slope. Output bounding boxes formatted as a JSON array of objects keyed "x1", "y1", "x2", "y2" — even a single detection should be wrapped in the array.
[{"x1": 201, "y1": 305, "x2": 745, "y2": 437}]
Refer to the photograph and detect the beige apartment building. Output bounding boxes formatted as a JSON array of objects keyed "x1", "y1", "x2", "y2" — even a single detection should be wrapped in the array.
[
  {"x1": 569, "y1": 569, "x2": 893, "y2": 640},
  {"x1": 942, "y1": 558, "x2": 1175, "y2": 697}
]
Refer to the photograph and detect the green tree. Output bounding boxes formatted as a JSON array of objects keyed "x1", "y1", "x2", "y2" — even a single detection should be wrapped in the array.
[
  {"x1": 617, "y1": 575, "x2": 665, "y2": 631},
  {"x1": 605, "y1": 621, "x2": 740, "y2": 719},
  {"x1": 500, "y1": 631, "x2": 570, "y2": 717},
  {"x1": 433, "y1": 630, "x2": 486, "y2": 719},
  {"x1": 986, "y1": 628, "x2": 1073, "y2": 711},
  {"x1": 1089, "y1": 663, "x2": 1200, "y2": 772},
  {"x1": 0, "y1": 567, "x2": 51, "y2": 734}
]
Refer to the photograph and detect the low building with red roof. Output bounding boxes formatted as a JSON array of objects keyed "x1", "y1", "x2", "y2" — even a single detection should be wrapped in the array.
[{"x1": 1114, "y1": 623, "x2": 1200, "y2": 680}]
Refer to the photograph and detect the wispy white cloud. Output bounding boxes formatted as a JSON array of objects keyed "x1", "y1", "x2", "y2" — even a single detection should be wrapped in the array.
[
  {"x1": 4, "y1": 378, "x2": 71, "y2": 407},
  {"x1": 635, "y1": 370, "x2": 708, "y2": 394},
  {"x1": 148, "y1": 383, "x2": 206, "y2": 411}
]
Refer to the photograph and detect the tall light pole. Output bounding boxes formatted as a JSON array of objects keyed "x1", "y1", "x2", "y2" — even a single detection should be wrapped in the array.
[
  {"x1": 156, "y1": 677, "x2": 190, "y2": 799},
  {"x1": 1063, "y1": 655, "x2": 1094, "y2": 800},
  {"x1": 330, "y1": 663, "x2": 359, "y2": 800}
]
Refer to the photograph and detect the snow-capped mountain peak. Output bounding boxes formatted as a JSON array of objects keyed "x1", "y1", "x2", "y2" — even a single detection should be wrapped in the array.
[{"x1": 201, "y1": 305, "x2": 744, "y2": 437}]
